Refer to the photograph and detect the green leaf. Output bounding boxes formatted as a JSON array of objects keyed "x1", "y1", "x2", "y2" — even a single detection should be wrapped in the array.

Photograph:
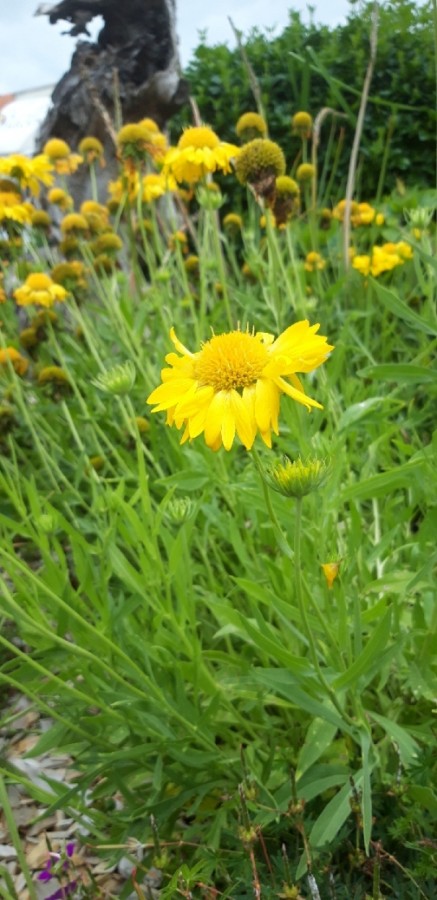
[
  {"x1": 342, "y1": 456, "x2": 426, "y2": 501},
  {"x1": 407, "y1": 785, "x2": 437, "y2": 818},
  {"x1": 368, "y1": 711, "x2": 419, "y2": 766},
  {"x1": 360, "y1": 731, "x2": 373, "y2": 853},
  {"x1": 359, "y1": 364, "x2": 437, "y2": 384},
  {"x1": 296, "y1": 719, "x2": 338, "y2": 779},
  {"x1": 309, "y1": 770, "x2": 363, "y2": 848},
  {"x1": 337, "y1": 397, "x2": 397, "y2": 433},
  {"x1": 252, "y1": 669, "x2": 354, "y2": 734},
  {"x1": 333, "y1": 608, "x2": 392, "y2": 690},
  {"x1": 371, "y1": 279, "x2": 437, "y2": 336},
  {"x1": 24, "y1": 722, "x2": 70, "y2": 758}
]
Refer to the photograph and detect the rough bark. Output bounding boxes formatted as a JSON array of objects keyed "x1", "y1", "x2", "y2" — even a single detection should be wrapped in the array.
[{"x1": 34, "y1": 0, "x2": 188, "y2": 198}]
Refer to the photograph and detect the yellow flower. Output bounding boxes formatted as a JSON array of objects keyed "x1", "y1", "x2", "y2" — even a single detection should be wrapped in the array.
[
  {"x1": 0, "y1": 191, "x2": 31, "y2": 225},
  {"x1": 108, "y1": 168, "x2": 141, "y2": 206},
  {"x1": 142, "y1": 172, "x2": 176, "y2": 202},
  {"x1": 91, "y1": 232, "x2": 123, "y2": 255},
  {"x1": 370, "y1": 245, "x2": 401, "y2": 276},
  {"x1": 321, "y1": 561, "x2": 340, "y2": 589},
  {"x1": 30, "y1": 209, "x2": 51, "y2": 230},
  {"x1": 80, "y1": 200, "x2": 108, "y2": 219},
  {"x1": 235, "y1": 139, "x2": 286, "y2": 200},
  {"x1": 352, "y1": 202, "x2": 375, "y2": 226},
  {"x1": 272, "y1": 176, "x2": 300, "y2": 224},
  {"x1": 116, "y1": 122, "x2": 167, "y2": 164},
  {"x1": 60, "y1": 213, "x2": 89, "y2": 235},
  {"x1": 47, "y1": 187, "x2": 73, "y2": 210},
  {"x1": 78, "y1": 136, "x2": 105, "y2": 165},
  {"x1": 147, "y1": 322, "x2": 333, "y2": 451},
  {"x1": 163, "y1": 126, "x2": 239, "y2": 185},
  {"x1": 304, "y1": 251, "x2": 326, "y2": 272},
  {"x1": 139, "y1": 117, "x2": 160, "y2": 132},
  {"x1": 352, "y1": 254, "x2": 371, "y2": 276},
  {"x1": 168, "y1": 230, "x2": 188, "y2": 252},
  {"x1": 51, "y1": 260, "x2": 86, "y2": 289},
  {"x1": 0, "y1": 154, "x2": 53, "y2": 195},
  {"x1": 223, "y1": 212, "x2": 243, "y2": 233},
  {"x1": 236, "y1": 112, "x2": 268, "y2": 142},
  {"x1": 14, "y1": 272, "x2": 68, "y2": 308},
  {"x1": 0, "y1": 346, "x2": 28, "y2": 375},
  {"x1": 43, "y1": 139, "x2": 82, "y2": 175},
  {"x1": 38, "y1": 365, "x2": 70, "y2": 386},
  {"x1": 296, "y1": 163, "x2": 316, "y2": 182},
  {"x1": 43, "y1": 138, "x2": 71, "y2": 159},
  {"x1": 291, "y1": 111, "x2": 313, "y2": 137},
  {"x1": 394, "y1": 240, "x2": 413, "y2": 260},
  {"x1": 332, "y1": 199, "x2": 359, "y2": 221}
]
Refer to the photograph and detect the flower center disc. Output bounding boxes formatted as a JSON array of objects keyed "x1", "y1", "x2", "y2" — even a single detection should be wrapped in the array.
[{"x1": 194, "y1": 332, "x2": 269, "y2": 392}]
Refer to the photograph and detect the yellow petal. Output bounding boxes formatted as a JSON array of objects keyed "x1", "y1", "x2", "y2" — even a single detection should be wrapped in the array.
[
  {"x1": 169, "y1": 327, "x2": 193, "y2": 357},
  {"x1": 276, "y1": 376, "x2": 323, "y2": 411},
  {"x1": 147, "y1": 377, "x2": 195, "y2": 408},
  {"x1": 255, "y1": 378, "x2": 280, "y2": 433},
  {"x1": 204, "y1": 391, "x2": 225, "y2": 448}
]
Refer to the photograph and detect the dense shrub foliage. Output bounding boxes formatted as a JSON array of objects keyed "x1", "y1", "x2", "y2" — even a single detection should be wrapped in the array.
[{"x1": 173, "y1": 0, "x2": 435, "y2": 198}]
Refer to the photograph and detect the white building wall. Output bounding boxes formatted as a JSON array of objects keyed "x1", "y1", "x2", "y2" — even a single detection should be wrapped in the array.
[{"x1": 0, "y1": 86, "x2": 54, "y2": 155}]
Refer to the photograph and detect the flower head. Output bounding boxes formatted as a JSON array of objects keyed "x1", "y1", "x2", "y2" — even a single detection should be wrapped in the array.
[
  {"x1": 147, "y1": 322, "x2": 333, "y2": 451},
  {"x1": 30, "y1": 209, "x2": 51, "y2": 230},
  {"x1": 263, "y1": 455, "x2": 330, "y2": 498},
  {"x1": 93, "y1": 360, "x2": 136, "y2": 395},
  {"x1": 272, "y1": 176, "x2": 300, "y2": 224},
  {"x1": 60, "y1": 213, "x2": 89, "y2": 236},
  {"x1": 47, "y1": 187, "x2": 73, "y2": 210},
  {"x1": 78, "y1": 135, "x2": 105, "y2": 165},
  {"x1": 14, "y1": 273, "x2": 67, "y2": 308},
  {"x1": 292, "y1": 111, "x2": 313, "y2": 138},
  {"x1": 0, "y1": 190, "x2": 30, "y2": 225},
  {"x1": 223, "y1": 212, "x2": 243, "y2": 234},
  {"x1": 321, "y1": 561, "x2": 340, "y2": 589},
  {"x1": 235, "y1": 139, "x2": 286, "y2": 200},
  {"x1": 296, "y1": 163, "x2": 316, "y2": 183},
  {"x1": 117, "y1": 122, "x2": 168, "y2": 166},
  {"x1": 38, "y1": 366, "x2": 70, "y2": 386},
  {"x1": 304, "y1": 251, "x2": 326, "y2": 272},
  {"x1": 0, "y1": 346, "x2": 28, "y2": 375},
  {"x1": 236, "y1": 112, "x2": 268, "y2": 142},
  {"x1": 0, "y1": 154, "x2": 53, "y2": 195},
  {"x1": 163, "y1": 126, "x2": 240, "y2": 185},
  {"x1": 43, "y1": 139, "x2": 82, "y2": 175}
]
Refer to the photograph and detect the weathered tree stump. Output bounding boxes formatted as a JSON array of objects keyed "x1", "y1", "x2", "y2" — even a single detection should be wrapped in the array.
[{"x1": 35, "y1": 0, "x2": 188, "y2": 199}]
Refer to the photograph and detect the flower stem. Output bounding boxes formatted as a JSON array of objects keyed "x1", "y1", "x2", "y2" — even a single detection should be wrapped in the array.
[{"x1": 294, "y1": 497, "x2": 354, "y2": 726}]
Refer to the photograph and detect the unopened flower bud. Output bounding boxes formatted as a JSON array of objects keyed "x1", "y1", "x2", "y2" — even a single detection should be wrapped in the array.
[
  {"x1": 93, "y1": 360, "x2": 136, "y2": 395},
  {"x1": 164, "y1": 496, "x2": 193, "y2": 526},
  {"x1": 321, "y1": 561, "x2": 340, "y2": 589},
  {"x1": 263, "y1": 456, "x2": 329, "y2": 499}
]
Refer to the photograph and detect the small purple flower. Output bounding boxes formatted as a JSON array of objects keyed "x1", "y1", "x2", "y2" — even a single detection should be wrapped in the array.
[
  {"x1": 38, "y1": 854, "x2": 60, "y2": 883},
  {"x1": 37, "y1": 843, "x2": 76, "y2": 887},
  {"x1": 46, "y1": 880, "x2": 78, "y2": 900}
]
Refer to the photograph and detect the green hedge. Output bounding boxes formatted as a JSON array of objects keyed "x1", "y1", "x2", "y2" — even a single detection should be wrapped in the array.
[{"x1": 172, "y1": 0, "x2": 435, "y2": 200}]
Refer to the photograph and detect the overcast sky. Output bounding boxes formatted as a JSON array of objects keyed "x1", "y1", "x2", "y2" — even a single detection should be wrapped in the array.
[{"x1": 0, "y1": 0, "x2": 354, "y2": 95}]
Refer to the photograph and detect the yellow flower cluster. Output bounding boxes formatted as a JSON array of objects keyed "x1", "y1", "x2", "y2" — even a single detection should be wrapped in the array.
[
  {"x1": 43, "y1": 139, "x2": 83, "y2": 175},
  {"x1": 333, "y1": 199, "x2": 384, "y2": 227},
  {"x1": 0, "y1": 190, "x2": 31, "y2": 225},
  {"x1": 163, "y1": 126, "x2": 240, "y2": 185},
  {"x1": 0, "y1": 154, "x2": 54, "y2": 196},
  {"x1": 14, "y1": 272, "x2": 68, "y2": 308},
  {"x1": 352, "y1": 241, "x2": 413, "y2": 277}
]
